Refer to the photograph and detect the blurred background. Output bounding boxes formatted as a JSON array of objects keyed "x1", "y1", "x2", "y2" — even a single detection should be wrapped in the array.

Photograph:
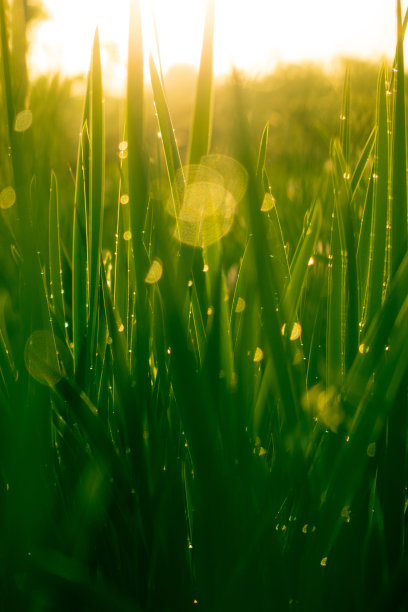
[{"x1": 1, "y1": 1, "x2": 404, "y2": 257}]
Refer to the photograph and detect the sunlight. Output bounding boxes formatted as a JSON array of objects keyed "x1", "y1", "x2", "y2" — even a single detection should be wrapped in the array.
[{"x1": 28, "y1": 0, "x2": 399, "y2": 93}]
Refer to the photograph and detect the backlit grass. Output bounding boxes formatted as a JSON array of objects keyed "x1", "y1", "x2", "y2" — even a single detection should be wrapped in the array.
[{"x1": 0, "y1": 1, "x2": 407, "y2": 610}]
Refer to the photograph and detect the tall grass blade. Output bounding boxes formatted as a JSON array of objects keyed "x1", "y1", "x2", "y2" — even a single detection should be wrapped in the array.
[
  {"x1": 48, "y1": 172, "x2": 67, "y2": 339},
  {"x1": 365, "y1": 67, "x2": 388, "y2": 326},
  {"x1": 187, "y1": 0, "x2": 214, "y2": 164},
  {"x1": 88, "y1": 30, "x2": 105, "y2": 370},
  {"x1": 72, "y1": 124, "x2": 89, "y2": 375},
  {"x1": 391, "y1": 0, "x2": 407, "y2": 275},
  {"x1": 340, "y1": 67, "x2": 350, "y2": 169}
]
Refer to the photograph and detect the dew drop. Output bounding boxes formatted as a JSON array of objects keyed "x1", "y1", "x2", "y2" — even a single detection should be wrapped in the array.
[
  {"x1": 253, "y1": 347, "x2": 264, "y2": 363},
  {"x1": 145, "y1": 259, "x2": 163, "y2": 284},
  {"x1": 281, "y1": 322, "x2": 302, "y2": 341},
  {"x1": 120, "y1": 194, "x2": 130, "y2": 205},
  {"x1": 123, "y1": 230, "x2": 132, "y2": 241},
  {"x1": 118, "y1": 140, "x2": 128, "y2": 151},
  {"x1": 14, "y1": 109, "x2": 32, "y2": 132},
  {"x1": 235, "y1": 297, "x2": 246, "y2": 313},
  {"x1": 320, "y1": 557, "x2": 328, "y2": 567},
  {"x1": 358, "y1": 343, "x2": 369, "y2": 354},
  {"x1": 0, "y1": 186, "x2": 16, "y2": 209},
  {"x1": 261, "y1": 192, "x2": 276, "y2": 212}
]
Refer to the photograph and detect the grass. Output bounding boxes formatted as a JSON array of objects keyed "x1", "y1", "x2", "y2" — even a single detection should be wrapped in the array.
[{"x1": 0, "y1": 0, "x2": 408, "y2": 610}]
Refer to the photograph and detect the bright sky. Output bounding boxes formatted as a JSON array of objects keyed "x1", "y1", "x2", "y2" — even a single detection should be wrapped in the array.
[{"x1": 28, "y1": 0, "x2": 403, "y2": 94}]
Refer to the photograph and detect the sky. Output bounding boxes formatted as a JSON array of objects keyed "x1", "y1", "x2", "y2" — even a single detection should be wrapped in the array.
[{"x1": 28, "y1": 0, "x2": 404, "y2": 94}]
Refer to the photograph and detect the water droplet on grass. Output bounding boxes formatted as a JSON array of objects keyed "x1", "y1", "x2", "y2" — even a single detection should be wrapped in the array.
[
  {"x1": 320, "y1": 557, "x2": 328, "y2": 567},
  {"x1": 235, "y1": 297, "x2": 246, "y2": 313},
  {"x1": 123, "y1": 230, "x2": 132, "y2": 241},
  {"x1": 359, "y1": 343, "x2": 369, "y2": 354},
  {"x1": 261, "y1": 192, "x2": 275, "y2": 211},
  {"x1": 118, "y1": 140, "x2": 128, "y2": 151},
  {"x1": 0, "y1": 186, "x2": 16, "y2": 209},
  {"x1": 145, "y1": 259, "x2": 163, "y2": 284},
  {"x1": 14, "y1": 110, "x2": 32, "y2": 132},
  {"x1": 253, "y1": 347, "x2": 264, "y2": 362},
  {"x1": 120, "y1": 194, "x2": 129, "y2": 205},
  {"x1": 281, "y1": 322, "x2": 302, "y2": 341}
]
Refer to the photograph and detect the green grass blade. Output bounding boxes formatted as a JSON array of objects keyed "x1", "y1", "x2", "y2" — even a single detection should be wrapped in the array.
[
  {"x1": 128, "y1": 0, "x2": 149, "y2": 276},
  {"x1": 127, "y1": 0, "x2": 151, "y2": 400},
  {"x1": 72, "y1": 127, "x2": 89, "y2": 376},
  {"x1": 365, "y1": 67, "x2": 389, "y2": 326},
  {"x1": 282, "y1": 200, "x2": 322, "y2": 332},
  {"x1": 332, "y1": 140, "x2": 359, "y2": 367},
  {"x1": 88, "y1": 30, "x2": 105, "y2": 370},
  {"x1": 357, "y1": 169, "x2": 374, "y2": 327},
  {"x1": 48, "y1": 172, "x2": 67, "y2": 339},
  {"x1": 149, "y1": 56, "x2": 183, "y2": 207},
  {"x1": 391, "y1": 0, "x2": 407, "y2": 276},
  {"x1": 350, "y1": 126, "x2": 376, "y2": 201},
  {"x1": 256, "y1": 122, "x2": 269, "y2": 178},
  {"x1": 187, "y1": 0, "x2": 214, "y2": 164},
  {"x1": 327, "y1": 202, "x2": 344, "y2": 386},
  {"x1": 340, "y1": 67, "x2": 350, "y2": 169}
]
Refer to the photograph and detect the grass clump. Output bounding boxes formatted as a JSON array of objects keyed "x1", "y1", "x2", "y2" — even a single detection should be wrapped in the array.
[{"x1": 0, "y1": 1, "x2": 408, "y2": 610}]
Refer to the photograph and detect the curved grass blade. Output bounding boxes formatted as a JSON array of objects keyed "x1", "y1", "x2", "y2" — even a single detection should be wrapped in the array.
[
  {"x1": 282, "y1": 200, "x2": 322, "y2": 333},
  {"x1": 149, "y1": 56, "x2": 183, "y2": 209},
  {"x1": 256, "y1": 122, "x2": 269, "y2": 179},
  {"x1": 350, "y1": 126, "x2": 376, "y2": 201}
]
